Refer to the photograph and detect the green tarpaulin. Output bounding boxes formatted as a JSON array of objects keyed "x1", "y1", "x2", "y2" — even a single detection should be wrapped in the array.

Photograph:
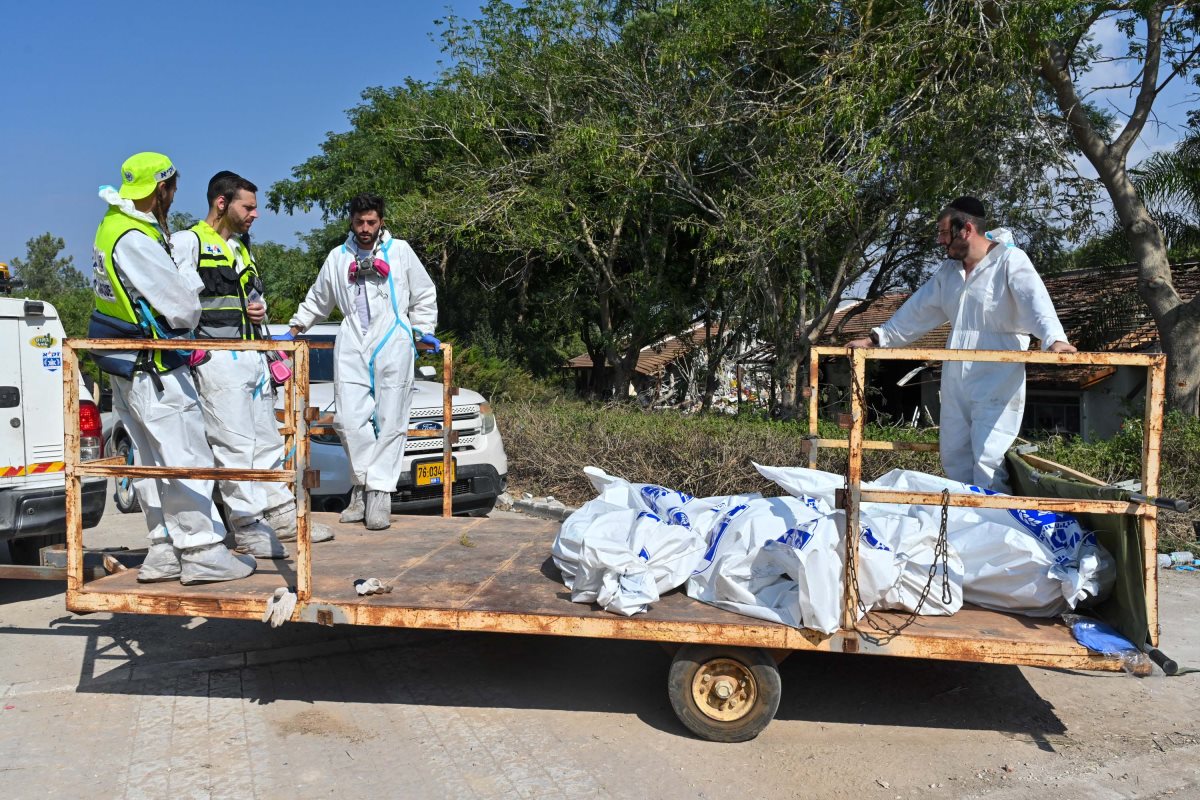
[{"x1": 1006, "y1": 450, "x2": 1149, "y2": 647}]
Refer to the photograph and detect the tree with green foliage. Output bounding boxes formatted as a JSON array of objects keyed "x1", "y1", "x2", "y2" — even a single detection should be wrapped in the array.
[
  {"x1": 9, "y1": 233, "x2": 86, "y2": 296},
  {"x1": 269, "y1": 0, "x2": 1086, "y2": 413},
  {"x1": 1012, "y1": 2, "x2": 1200, "y2": 413},
  {"x1": 1132, "y1": 124, "x2": 1200, "y2": 258},
  {"x1": 168, "y1": 211, "x2": 198, "y2": 234},
  {"x1": 252, "y1": 238, "x2": 325, "y2": 325},
  {"x1": 8, "y1": 233, "x2": 92, "y2": 341}
]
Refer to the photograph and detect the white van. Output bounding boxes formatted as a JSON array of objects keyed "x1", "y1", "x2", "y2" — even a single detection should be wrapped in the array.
[{"x1": 0, "y1": 296, "x2": 107, "y2": 564}]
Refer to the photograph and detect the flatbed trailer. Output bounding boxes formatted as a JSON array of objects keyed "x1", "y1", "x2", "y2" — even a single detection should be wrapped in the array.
[{"x1": 57, "y1": 338, "x2": 1169, "y2": 742}]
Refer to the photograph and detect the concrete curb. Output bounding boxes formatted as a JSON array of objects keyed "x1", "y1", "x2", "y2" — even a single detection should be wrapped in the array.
[{"x1": 510, "y1": 499, "x2": 577, "y2": 522}]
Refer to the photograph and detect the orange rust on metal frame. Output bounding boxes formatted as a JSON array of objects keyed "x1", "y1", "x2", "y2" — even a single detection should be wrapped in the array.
[
  {"x1": 63, "y1": 587, "x2": 1131, "y2": 672},
  {"x1": 807, "y1": 344, "x2": 1167, "y2": 652},
  {"x1": 810, "y1": 345, "x2": 1164, "y2": 368},
  {"x1": 81, "y1": 455, "x2": 126, "y2": 467},
  {"x1": 859, "y1": 488, "x2": 1145, "y2": 516},
  {"x1": 63, "y1": 337, "x2": 310, "y2": 600},
  {"x1": 442, "y1": 343, "x2": 454, "y2": 518},
  {"x1": 842, "y1": 346, "x2": 866, "y2": 630},
  {"x1": 293, "y1": 341, "x2": 313, "y2": 601},
  {"x1": 1142, "y1": 355, "x2": 1166, "y2": 646},
  {"x1": 76, "y1": 338, "x2": 323, "y2": 356},
  {"x1": 82, "y1": 338, "x2": 297, "y2": 352},
  {"x1": 73, "y1": 466, "x2": 294, "y2": 481},
  {"x1": 807, "y1": 348, "x2": 820, "y2": 468},
  {"x1": 815, "y1": 439, "x2": 939, "y2": 452},
  {"x1": 62, "y1": 344, "x2": 83, "y2": 596}
]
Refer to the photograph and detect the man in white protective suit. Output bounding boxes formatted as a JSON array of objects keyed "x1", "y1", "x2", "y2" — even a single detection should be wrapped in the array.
[
  {"x1": 288, "y1": 193, "x2": 439, "y2": 530},
  {"x1": 89, "y1": 152, "x2": 256, "y2": 583},
  {"x1": 848, "y1": 196, "x2": 1076, "y2": 490},
  {"x1": 170, "y1": 171, "x2": 333, "y2": 558}
]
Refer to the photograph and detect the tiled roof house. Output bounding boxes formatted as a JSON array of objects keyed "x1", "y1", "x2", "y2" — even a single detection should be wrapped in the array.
[{"x1": 752, "y1": 261, "x2": 1200, "y2": 439}]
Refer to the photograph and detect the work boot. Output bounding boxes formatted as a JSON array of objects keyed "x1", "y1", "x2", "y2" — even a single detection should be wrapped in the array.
[
  {"x1": 231, "y1": 518, "x2": 288, "y2": 559},
  {"x1": 365, "y1": 490, "x2": 392, "y2": 530},
  {"x1": 137, "y1": 535, "x2": 181, "y2": 583},
  {"x1": 340, "y1": 485, "x2": 365, "y2": 523},
  {"x1": 264, "y1": 501, "x2": 334, "y2": 543},
  {"x1": 180, "y1": 543, "x2": 257, "y2": 585}
]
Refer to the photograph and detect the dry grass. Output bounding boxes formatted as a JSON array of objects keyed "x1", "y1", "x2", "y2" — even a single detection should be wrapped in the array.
[
  {"x1": 499, "y1": 398, "x2": 940, "y2": 505},
  {"x1": 497, "y1": 399, "x2": 1199, "y2": 553}
]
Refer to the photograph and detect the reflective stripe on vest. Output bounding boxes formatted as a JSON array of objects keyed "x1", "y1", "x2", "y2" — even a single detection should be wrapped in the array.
[{"x1": 190, "y1": 222, "x2": 261, "y2": 339}]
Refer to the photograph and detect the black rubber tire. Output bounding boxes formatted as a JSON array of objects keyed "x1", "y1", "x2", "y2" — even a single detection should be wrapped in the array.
[
  {"x1": 112, "y1": 437, "x2": 140, "y2": 514},
  {"x1": 667, "y1": 644, "x2": 781, "y2": 743}
]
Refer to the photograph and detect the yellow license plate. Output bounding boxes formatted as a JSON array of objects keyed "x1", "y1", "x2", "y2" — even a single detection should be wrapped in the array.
[{"x1": 414, "y1": 460, "x2": 455, "y2": 486}]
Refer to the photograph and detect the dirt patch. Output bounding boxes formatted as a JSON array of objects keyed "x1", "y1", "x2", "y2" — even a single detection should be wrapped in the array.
[{"x1": 274, "y1": 708, "x2": 376, "y2": 744}]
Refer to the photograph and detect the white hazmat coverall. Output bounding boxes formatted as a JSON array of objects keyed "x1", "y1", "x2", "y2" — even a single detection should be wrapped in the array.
[
  {"x1": 94, "y1": 188, "x2": 226, "y2": 550},
  {"x1": 289, "y1": 230, "x2": 438, "y2": 493},
  {"x1": 872, "y1": 229, "x2": 1068, "y2": 489},
  {"x1": 169, "y1": 231, "x2": 294, "y2": 527}
]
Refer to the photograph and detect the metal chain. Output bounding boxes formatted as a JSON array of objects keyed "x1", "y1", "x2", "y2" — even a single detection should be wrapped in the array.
[{"x1": 843, "y1": 347, "x2": 952, "y2": 645}]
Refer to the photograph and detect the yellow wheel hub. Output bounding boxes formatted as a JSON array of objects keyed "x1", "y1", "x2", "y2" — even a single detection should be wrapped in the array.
[{"x1": 691, "y1": 658, "x2": 757, "y2": 722}]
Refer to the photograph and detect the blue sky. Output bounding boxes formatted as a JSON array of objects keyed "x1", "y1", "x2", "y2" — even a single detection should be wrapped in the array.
[
  {"x1": 0, "y1": 4, "x2": 1193, "y2": 277},
  {"x1": 0, "y1": 1, "x2": 482, "y2": 272}
]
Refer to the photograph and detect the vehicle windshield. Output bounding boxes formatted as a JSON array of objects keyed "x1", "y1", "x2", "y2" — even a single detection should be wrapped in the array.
[{"x1": 301, "y1": 335, "x2": 336, "y2": 382}]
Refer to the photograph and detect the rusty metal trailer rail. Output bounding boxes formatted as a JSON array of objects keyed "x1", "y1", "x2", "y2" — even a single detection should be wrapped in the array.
[
  {"x1": 806, "y1": 345, "x2": 1166, "y2": 644},
  {"x1": 57, "y1": 340, "x2": 1163, "y2": 742}
]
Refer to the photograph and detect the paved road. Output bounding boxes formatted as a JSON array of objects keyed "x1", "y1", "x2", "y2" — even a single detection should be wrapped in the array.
[{"x1": 2, "y1": 491, "x2": 1199, "y2": 799}]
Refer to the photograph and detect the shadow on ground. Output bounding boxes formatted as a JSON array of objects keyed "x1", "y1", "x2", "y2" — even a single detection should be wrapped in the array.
[{"x1": 3, "y1": 607, "x2": 1068, "y2": 743}]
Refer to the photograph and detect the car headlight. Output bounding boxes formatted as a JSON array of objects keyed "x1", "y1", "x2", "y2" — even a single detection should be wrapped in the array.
[{"x1": 479, "y1": 402, "x2": 496, "y2": 435}]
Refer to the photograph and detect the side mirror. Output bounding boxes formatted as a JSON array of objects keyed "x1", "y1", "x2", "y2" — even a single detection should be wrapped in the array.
[{"x1": 417, "y1": 366, "x2": 436, "y2": 380}]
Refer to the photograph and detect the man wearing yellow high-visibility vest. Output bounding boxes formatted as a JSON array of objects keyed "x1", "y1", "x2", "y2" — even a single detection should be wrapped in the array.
[
  {"x1": 89, "y1": 153, "x2": 256, "y2": 584},
  {"x1": 170, "y1": 171, "x2": 332, "y2": 555}
]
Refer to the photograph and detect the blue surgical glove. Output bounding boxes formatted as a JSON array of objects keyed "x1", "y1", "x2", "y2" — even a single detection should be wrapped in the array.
[
  {"x1": 271, "y1": 331, "x2": 295, "y2": 341},
  {"x1": 418, "y1": 332, "x2": 442, "y2": 351}
]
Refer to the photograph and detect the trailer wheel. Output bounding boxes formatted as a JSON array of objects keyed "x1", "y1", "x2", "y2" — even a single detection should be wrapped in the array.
[{"x1": 667, "y1": 644, "x2": 781, "y2": 742}]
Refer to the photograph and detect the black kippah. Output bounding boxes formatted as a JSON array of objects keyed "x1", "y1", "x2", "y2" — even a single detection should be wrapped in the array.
[{"x1": 947, "y1": 196, "x2": 986, "y2": 219}]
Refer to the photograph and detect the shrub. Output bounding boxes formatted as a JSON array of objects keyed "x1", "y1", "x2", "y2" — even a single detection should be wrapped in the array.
[
  {"x1": 1036, "y1": 412, "x2": 1200, "y2": 552},
  {"x1": 498, "y1": 399, "x2": 940, "y2": 505},
  {"x1": 498, "y1": 401, "x2": 1198, "y2": 552},
  {"x1": 438, "y1": 344, "x2": 564, "y2": 404}
]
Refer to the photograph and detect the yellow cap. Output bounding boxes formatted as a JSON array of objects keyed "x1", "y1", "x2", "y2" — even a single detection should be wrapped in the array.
[{"x1": 118, "y1": 152, "x2": 177, "y2": 200}]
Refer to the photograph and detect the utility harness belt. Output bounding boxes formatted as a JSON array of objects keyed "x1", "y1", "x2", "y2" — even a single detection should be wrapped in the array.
[{"x1": 87, "y1": 307, "x2": 195, "y2": 390}]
